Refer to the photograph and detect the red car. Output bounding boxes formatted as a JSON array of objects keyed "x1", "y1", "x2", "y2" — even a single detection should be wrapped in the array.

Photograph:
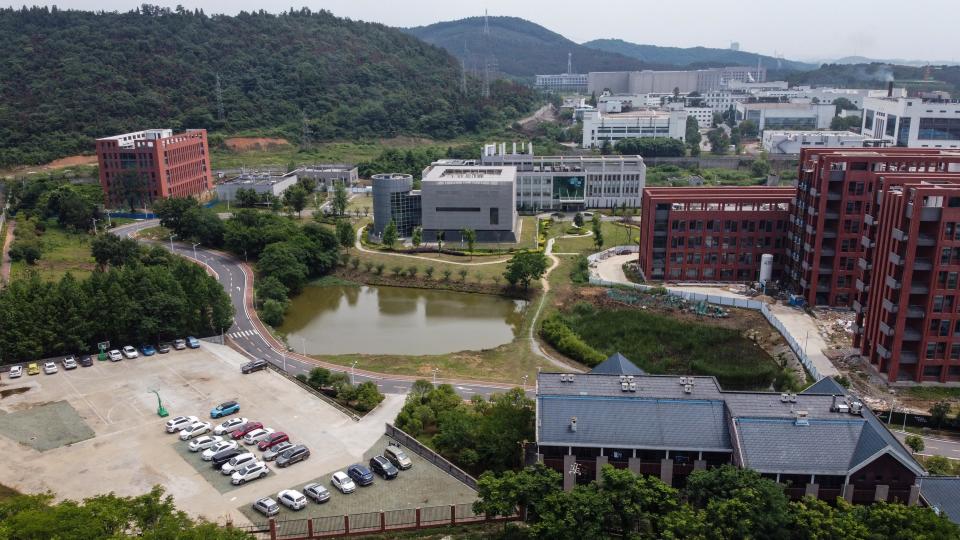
[
  {"x1": 258, "y1": 431, "x2": 290, "y2": 451},
  {"x1": 231, "y1": 421, "x2": 263, "y2": 440}
]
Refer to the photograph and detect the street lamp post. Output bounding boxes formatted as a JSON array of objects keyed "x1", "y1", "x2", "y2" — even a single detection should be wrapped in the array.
[
  {"x1": 91, "y1": 217, "x2": 99, "y2": 234},
  {"x1": 351, "y1": 360, "x2": 358, "y2": 385},
  {"x1": 521, "y1": 374, "x2": 529, "y2": 391},
  {"x1": 169, "y1": 234, "x2": 177, "y2": 251},
  {"x1": 302, "y1": 337, "x2": 306, "y2": 356},
  {"x1": 192, "y1": 242, "x2": 200, "y2": 260},
  {"x1": 432, "y1": 367, "x2": 440, "y2": 385},
  {"x1": 804, "y1": 329, "x2": 811, "y2": 357},
  {"x1": 281, "y1": 348, "x2": 287, "y2": 372}
]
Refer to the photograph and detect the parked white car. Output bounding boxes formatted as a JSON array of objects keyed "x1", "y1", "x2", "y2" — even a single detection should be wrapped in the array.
[
  {"x1": 221, "y1": 452, "x2": 256, "y2": 475},
  {"x1": 242, "y1": 428, "x2": 275, "y2": 446},
  {"x1": 202, "y1": 440, "x2": 239, "y2": 460},
  {"x1": 165, "y1": 415, "x2": 199, "y2": 434},
  {"x1": 252, "y1": 497, "x2": 279, "y2": 517},
  {"x1": 122, "y1": 346, "x2": 139, "y2": 359},
  {"x1": 62, "y1": 356, "x2": 78, "y2": 370},
  {"x1": 214, "y1": 417, "x2": 249, "y2": 436},
  {"x1": 331, "y1": 471, "x2": 356, "y2": 494},
  {"x1": 231, "y1": 461, "x2": 268, "y2": 485},
  {"x1": 179, "y1": 421, "x2": 212, "y2": 441},
  {"x1": 9, "y1": 365, "x2": 23, "y2": 378},
  {"x1": 108, "y1": 349, "x2": 123, "y2": 361},
  {"x1": 43, "y1": 362, "x2": 58, "y2": 375},
  {"x1": 188, "y1": 435, "x2": 223, "y2": 452},
  {"x1": 277, "y1": 489, "x2": 307, "y2": 511}
]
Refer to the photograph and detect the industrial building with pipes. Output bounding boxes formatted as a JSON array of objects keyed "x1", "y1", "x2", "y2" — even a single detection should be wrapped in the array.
[
  {"x1": 536, "y1": 355, "x2": 925, "y2": 504},
  {"x1": 861, "y1": 95, "x2": 960, "y2": 149},
  {"x1": 480, "y1": 142, "x2": 646, "y2": 211},
  {"x1": 637, "y1": 187, "x2": 794, "y2": 283},
  {"x1": 735, "y1": 101, "x2": 836, "y2": 131},
  {"x1": 762, "y1": 131, "x2": 870, "y2": 154},
  {"x1": 587, "y1": 66, "x2": 766, "y2": 95},
  {"x1": 215, "y1": 171, "x2": 298, "y2": 202}
]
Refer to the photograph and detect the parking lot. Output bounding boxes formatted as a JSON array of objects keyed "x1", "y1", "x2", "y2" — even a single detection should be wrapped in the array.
[{"x1": 0, "y1": 342, "x2": 409, "y2": 525}]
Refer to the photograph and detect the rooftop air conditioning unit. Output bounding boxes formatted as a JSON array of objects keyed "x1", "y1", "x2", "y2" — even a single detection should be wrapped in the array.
[
  {"x1": 683, "y1": 384, "x2": 693, "y2": 394},
  {"x1": 621, "y1": 382, "x2": 630, "y2": 392},
  {"x1": 849, "y1": 400, "x2": 864, "y2": 416},
  {"x1": 794, "y1": 410, "x2": 810, "y2": 426},
  {"x1": 679, "y1": 377, "x2": 689, "y2": 385},
  {"x1": 627, "y1": 376, "x2": 634, "y2": 383},
  {"x1": 629, "y1": 382, "x2": 637, "y2": 392},
  {"x1": 837, "y1": 402, "x2": 850, "y2": 414},
  {"x1": 788, "y1": 394, "x2": 798, "y2": 403},
  {"x1": 780, "y1": 393, "x2": 790, "y2": 403},
  {"x1": 570, "y1": 416, "x2": 578, "y2": 432},
  {"x1": 620, "y1": 375, "x2": 628, "y2": 383},
  {"x1": 569, "y1": 375, "x2": 575, "y2": 382}
]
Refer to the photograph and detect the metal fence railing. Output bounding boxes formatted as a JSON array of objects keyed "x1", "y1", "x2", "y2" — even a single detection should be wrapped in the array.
[
  {"x1": 385, "y1": 423, "x2": 479, "y2": 490},
  {"x1": 589, "y1": 269, "x2": 823, "y2": 381},
  {"x1": 251, "y1": 503, "x2": 519, "y2": 540}
]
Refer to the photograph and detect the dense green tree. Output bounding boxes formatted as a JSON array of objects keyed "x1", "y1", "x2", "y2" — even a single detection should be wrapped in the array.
[
  {"x1": 258, "y1": 299, "x2": 286, "y2": 327},
  {"x1": 751, "y1": 155, "x2": 772, "y2": 178},
  {"x1": 153, "y1": 197, "x2": 199, "y2": 235},
  {"x1": 687, "y1": 466, "x2": 792, "y2": 539},
  {"x1": 591, "y1": 212, "x2": 604, "y2": 250},
  {"x1": 930, "y1": 401, "x2": 951, "y2": 428},
  {"x1": 708, "y1": 128, "x2": 731, "y2": 154},
  {"x1": 925, "y1": 455, "x2": 953, "y2": 475},
  {"x1": 234, "y1": 188, "x2": 261, "y2": 208},
  {"x1": 254, "y1": 276, "x2": 288, "y2": 308},
  {"x1": 504, "y1": 251, "x2": 549, "y2": 289},
  {"x1": 382, "y1": 219, "x2": 398, "y2": 249},
  {"x1": 7, "y1": 238, "x2": 42, "y2": 264},
  {"x1": 335, "y1": 219, "x2": 354, "y2": 248},
  {"x1": 614, "y1": 137, "x2": 686, "y2": 157},
  {"x1": 257, "y1": 242, "x2": 309, "y2": 294},
  {"x1": 412, "y1": 226, "x2": 423, "y2": 248},
  {"x1": 905, "y1": 434, "x2": 925, "y2": 454},
  {"x1": 831, "y1": 115, "x2": 862, "y2": 131},
  {"x1": 600, "y1": 140, "x2": 612, "y2": 155},
  {"x1": 332, "y1": 183, "x2": 349, "y2": 217},
  {"x1": 573, "y1": 213, "x2": 584, "y2": 227},
  {"x1": 462, "y1": 228, "x2": 476, "y2": 259},
  {"x1": 90, "y1": 234, "x2": 139, "y2": 269},
  {"x1": 283, "y1": 185, "x2": 308, "y2": 217}
]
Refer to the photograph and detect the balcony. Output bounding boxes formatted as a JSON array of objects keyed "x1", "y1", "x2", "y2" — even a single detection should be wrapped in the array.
[
  {"x1": 821, "y1": 247, "x2": 836, "y2": 256},
  {"x1": 806, "y1": 224, "x2": 815, "y2": 235},
  {"x1": 913, "y1": 258, "x2": 933, "y2": 271},
  {"x1": 804, "y1": 242, "x2": 813, "y2": 253},
  {"x1": 906, "y1": 305, "x2": 926, "y2": 319},
  {"x1": 800, "y1": 278, "x2": 809, "y2": 289},
  {"x1": 809, "y1": 187, "x2": 818, "y2": 197},
  {"x1": 885, "y1": 275, "x2": 902, "y2": 290},
  {"x1": 853, "y1": 299, "x2": 866, "y2": 314},
  {"x1": 858, "y1": 258, "x2": 872, "y2": 271},
  {"x1": 864, "y1": 214, "x2": 875, "y2": 226},
  {"x1": 861, "y1": 235, "x2": 876, "y2": 249},
  {"x1": 889, "y1": 252, "x2": 904, "y2": 266},
  {"x1": 903, "y1": 327, "x2": 922, "y2": 341},
  {"x1": 807, "y1": 206, "x2": 818, "y2": 217},
  {"x1": 817, "y1": 284, "x2": 831, "y2": 293},
  {"x1": 918, "y1": 234, "x2": 936, "y2": 247},
  {"x1": 900, "y1": 351, "x2": 919, "y2": 365},
  {"x1": 856, "y1": 278, "x2": 869, "y2": 292},
  {"x1": 877, "y1": 344, "x2": 893, "y2": 359},
  {"x1": 801, "y1": 260, "x2": 811, "y2": 271},
  {"x1": 818, "y1": 267, "x2": 834, "y2": 275},
  {"x1": 829, "y1": 170, "x2": 845, "y2": 182},
  {"x1": 878, "y1": 322, "x2": 894, "y2": 337},
  {"x1": 910, "y1": 283, "x2": 930, "y2": 295},
  {"x1": 827, "y1": 191, "x2": 842, "y2": 201},
  {"x1": 882, "y1": 298, "x2": 899, "y2": 313},
  {"x1": 822, "y1": 230, "x2": 837, "y2": 239},
  {"x1": 907, "y1": 203, "x2": 943, "y2": 222},
  {"x1": 825, "y1": 210, "x2": 841, "y2": 220},
  {"x1": 892, "y1": 228, "x2": 908, "y2": 242}
]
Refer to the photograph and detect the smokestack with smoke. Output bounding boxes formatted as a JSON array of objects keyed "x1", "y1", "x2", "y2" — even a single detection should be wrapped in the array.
[{"x1": 888, "y1": 81, "x2": 894, "y2": 98}]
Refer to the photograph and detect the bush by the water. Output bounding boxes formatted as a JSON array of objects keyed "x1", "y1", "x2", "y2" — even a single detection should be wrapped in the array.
[
  {"x1": 552, "y1": 303, "x2": 780, "y2": 389},
  {"x1": 540, "y1": 314, "x2": 606, "y2": 366}
]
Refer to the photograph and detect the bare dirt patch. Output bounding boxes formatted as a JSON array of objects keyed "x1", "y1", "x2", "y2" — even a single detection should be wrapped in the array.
[
  {"x1": 0, "y1": 155, "x2": 98, "y2": 177},
  {"x1": 225, "y1": 137, "x2": 291, "y2": 151},
  {"x1": 0, "y1": 400, "x2": 95, "y2": 451}
]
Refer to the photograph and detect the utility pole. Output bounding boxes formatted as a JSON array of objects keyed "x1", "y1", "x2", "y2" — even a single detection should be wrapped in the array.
[
  {"x1": 169, "y1": 233, "x2": 177, "y2": 251},
  {"x1": 351, "y1": 360, "x2": 358, "y2": 385},
  {"x1": 91, "y1": 217, "x2": 99, "y2": 234},
  {"x1": 567, "y1": 51, "x2": 572, "y2": 75},
  {"x1": 192, "y1": 242, "x2": 200, "y2": 260}
]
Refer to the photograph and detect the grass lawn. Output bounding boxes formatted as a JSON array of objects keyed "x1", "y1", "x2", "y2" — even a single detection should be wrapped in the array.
[
  {"x1": 341, "y1": 247, "x2": 517, "y2": 285},
  {"x1": 134, "y1": 226, "x2": 171, "y2": 242},
  {"x1": 903, "y1": 387, "x2": 960, "y2": 401},
  {"x1": 210, "y1": 140, "x2": 395, "y2": 170},
  {"x1": 10, "y1": 225, "x2": 97, "y2": 281},
  {"x1": 551, "y1": 221, "x2": 635, "y2": 254},
  {"x1": 560, "y1": 304, "x2": 780, "y2": 389}
]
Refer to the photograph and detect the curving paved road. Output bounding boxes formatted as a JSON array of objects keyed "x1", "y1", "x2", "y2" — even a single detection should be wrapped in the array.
[{"x1": 113, "y1": 220, "x2": 527, "y2": 399}]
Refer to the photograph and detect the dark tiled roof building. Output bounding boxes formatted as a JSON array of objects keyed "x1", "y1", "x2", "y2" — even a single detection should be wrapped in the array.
[{"x1": 536, "y1": 368, "x2": 924, "y2": 505}]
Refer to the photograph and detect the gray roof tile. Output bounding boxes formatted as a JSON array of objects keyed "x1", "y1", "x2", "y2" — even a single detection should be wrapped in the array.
[
  {"x1": 735, "y1": 417, "x2": 866, "y2": 475},
  {"x1": 920, "y1": 477, "x2": 960, "y2": 524},
  {"x1": 801, "y1": 377, "x2": 849, "y2": 396},
  {"x1": 590, "y1": 353, "x2": 646, "y2": 376}
]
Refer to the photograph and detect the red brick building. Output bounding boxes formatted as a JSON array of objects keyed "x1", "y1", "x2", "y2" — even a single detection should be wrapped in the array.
[
  {"x1": 638, "y1": 187, "x2": 794, "y2": 282},
  {"x1": 856, "y1": 175, "x2": 960, "y2": 382},
  {"x1": 785, "y1": 148, "x2": 960, "y2": 307},
  {"x1": 96, "y1": 129, "x2": 213, "y2": 207}
]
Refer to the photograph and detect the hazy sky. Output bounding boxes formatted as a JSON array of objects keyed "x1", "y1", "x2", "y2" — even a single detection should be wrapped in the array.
[{"x1": 5, "y1": 0, "x2": 954, "y2": 61}]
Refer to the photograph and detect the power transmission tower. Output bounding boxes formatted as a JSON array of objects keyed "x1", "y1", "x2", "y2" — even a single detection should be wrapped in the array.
[
  {"x1": 567, "y1": 51, "x2": 572, "y2": 74},
  {"x1": 461, "y1": 41, "x2": 469, "y2": 95},
  {"x1": 215, "y1": 73, "x2": 225, "y2": 122},
  {"x1": 300, "y1": 111, "x2": 311, "y2": 150},
  {"x1": 481, "y1": 10, "x2": 495, "y2": 98}
]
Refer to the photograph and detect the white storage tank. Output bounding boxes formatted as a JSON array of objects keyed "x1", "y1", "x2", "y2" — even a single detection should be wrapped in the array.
[{"x1": 759, "y1": 253, "x2": 774, "y2": 285}]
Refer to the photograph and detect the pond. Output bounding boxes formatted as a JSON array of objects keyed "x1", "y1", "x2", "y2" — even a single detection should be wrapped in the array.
[{"x1": 278, "y1": 285, "x2": 529, "y2": 355}]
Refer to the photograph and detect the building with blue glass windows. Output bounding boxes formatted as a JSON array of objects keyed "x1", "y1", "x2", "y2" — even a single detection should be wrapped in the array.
[{"x1": 861, "y1": 95, "x2": 960, "y2": 149}]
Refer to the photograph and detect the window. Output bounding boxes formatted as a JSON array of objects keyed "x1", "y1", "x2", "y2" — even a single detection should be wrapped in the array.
[
  {"x1": 918, "y1": 118, "x2": 960, "y2": 141},
  {"x1": 864, "y1": 109, "x2": 875, "y2": 130},
  {"x1": 489, "y1": 208, "x2": 499, "y2": 225}
]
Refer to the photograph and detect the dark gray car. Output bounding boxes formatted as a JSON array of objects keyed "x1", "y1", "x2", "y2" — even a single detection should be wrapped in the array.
[{"x1": 276, "y1": 445, "x2": 310, "y2": 468}]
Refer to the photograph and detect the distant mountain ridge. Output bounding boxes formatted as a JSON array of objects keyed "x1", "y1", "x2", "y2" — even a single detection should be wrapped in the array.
[
  {"x1": 817, "y1": 56, "x2": 960, "y2": 68},
  {"x1": 582, "y1": 38, "x2": 817, "y2": 72},
  {"x1": 405, "y1": 16, "x2": 673, "y2": 78}
]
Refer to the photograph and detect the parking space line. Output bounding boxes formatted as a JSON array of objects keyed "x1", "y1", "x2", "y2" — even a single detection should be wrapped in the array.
[
  {"x1": 164, "y1": 364, "x2": 209, "y2": 401},
  {"x1": 60, "y1": 369, "x2": 110, "y2": 426}
]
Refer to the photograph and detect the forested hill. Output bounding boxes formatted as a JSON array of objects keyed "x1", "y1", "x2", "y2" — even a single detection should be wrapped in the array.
[
  {"x1": 0, "y1": 6, "x2": 539, "y2": 168},
  {"x1": 582, "y1": 39, "x2": 816, "y2": 72},
  {"x1": 405, "y1": 16, "x2": 670, "y2": 78}
]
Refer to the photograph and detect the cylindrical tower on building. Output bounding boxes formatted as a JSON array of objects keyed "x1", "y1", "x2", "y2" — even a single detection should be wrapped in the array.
[
  {"x1": 371, "y1": 173, "x2": 414, "y2": 237},
  {"x1": 759, "y1": 253, "x2": 774, "y2": 285}
]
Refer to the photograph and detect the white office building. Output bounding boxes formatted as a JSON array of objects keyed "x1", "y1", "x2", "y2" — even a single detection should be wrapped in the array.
[
  {"x1": 735, "y1": 101, "x2": 835, "y2": 131},
  {"x1": 701, "y1": 91, "x2": 750, "y2": 111},
  {"x1": 762, "y1": 130, "x2": 868, "y2": 154},
  {"x1": 685, "y1": 107, "x2": 714, "y2": 128},
  {"x1": 581, "y1": 109, "x2": 687, "y2": 149},
  {"x1": 535, "y1": 73, "x2": 588, "y2": 93},
  {"x1": 480, "y1": 143, "x2": 646, "y2": 211},
  {"x1": 861, "y1": 95, "x2": 960, "y2": 149}
]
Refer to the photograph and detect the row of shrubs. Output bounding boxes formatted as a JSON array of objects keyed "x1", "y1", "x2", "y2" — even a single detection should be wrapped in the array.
[
  {"x1": 339, "y1": 254, "x2": 500, "y2": 284},
  {"x1": 540, "y1": 314, "x2": 606, "y2": 366}
]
